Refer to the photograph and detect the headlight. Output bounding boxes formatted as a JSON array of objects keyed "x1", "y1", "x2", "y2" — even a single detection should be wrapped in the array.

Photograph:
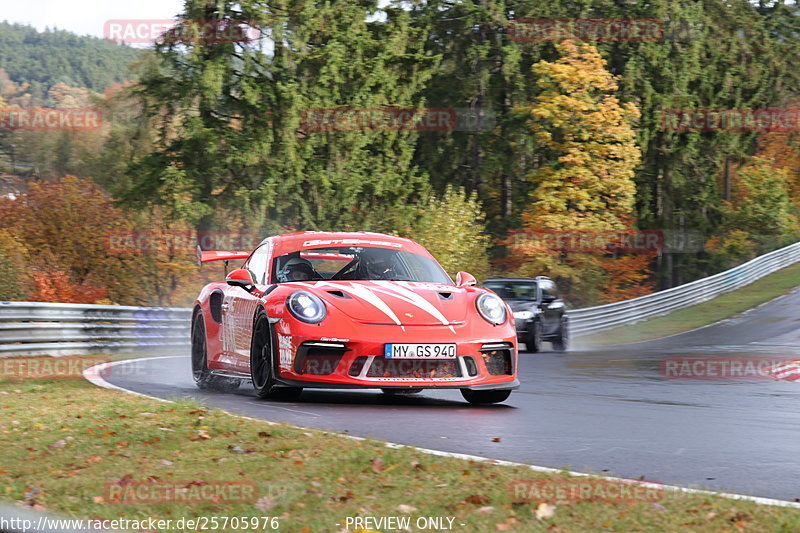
[
  {"x1": 476, "y1": 293, "x2": 507, "y2": 325},
  {"x1": 287, "y1": 290, "x2": 327, "y2": 323},
  {"x1": 513, "y1": 310, "x2": 534, "y2": 320}
]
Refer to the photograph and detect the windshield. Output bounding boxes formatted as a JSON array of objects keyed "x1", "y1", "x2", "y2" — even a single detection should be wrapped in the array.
[
  {"x1": 483, "y1": 281, "x2": 538, "y2": 301},
  {"x1": 271, "y1": 246, "x2": 452, "y2": 284}
]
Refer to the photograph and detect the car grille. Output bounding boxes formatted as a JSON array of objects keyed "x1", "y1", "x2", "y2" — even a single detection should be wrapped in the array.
[
  {"x1": 348, "y1": 356, "x2": 464, "y2": 379},
  {"x1": 480, "y1": 342, "x2": 514, "y2": 376},
  {"x1": 294, "y1": 342, "x2": 349, "y2": 376}
]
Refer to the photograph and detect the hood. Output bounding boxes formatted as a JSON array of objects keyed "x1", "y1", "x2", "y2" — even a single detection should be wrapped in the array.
[
  {"x1": 307, "y1": 280, "x2": 470, "y2": 326},
  {"x1": 504, "y1": 299, "x2": 538, "y2": 312}
]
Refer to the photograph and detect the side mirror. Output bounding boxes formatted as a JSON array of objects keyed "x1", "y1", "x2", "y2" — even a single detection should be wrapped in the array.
[
  {"x1": 226, "y1": 268, "x2": 255, "y2": 291},
  {"x1": 541, "y1": 294, "x2": 556, "y2": 303},
  {"x1": 456, "y1": 271, "x2": 477, "y2": 287}
]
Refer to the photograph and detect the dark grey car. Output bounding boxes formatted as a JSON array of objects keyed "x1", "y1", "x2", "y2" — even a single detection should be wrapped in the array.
[{"x1": 481, "y1": 276, "x2": 568, "y2": 352}]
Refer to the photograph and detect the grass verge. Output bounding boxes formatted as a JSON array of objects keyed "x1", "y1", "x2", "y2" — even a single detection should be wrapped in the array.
[
  {"x1": 0, "y1": 357, "x2": 798, "y2": 532},
  {"x1": 578, "y1": 261, "x2": 800, "y2": 346}
]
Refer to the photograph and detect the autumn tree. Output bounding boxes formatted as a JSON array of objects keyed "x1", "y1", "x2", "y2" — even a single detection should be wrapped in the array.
[
  {"x1": 0, "y1": 229, "x2": 29, "y2": 300},
  {"x1": 0, "y1": 176, "x2": 204, "y2": 305},
  {"x1": 706, "y1": 157, "x2": 800, "y2": 270},
  {"x1": 404, "y1": 186, "x2": 491, "y2": 281},
  {"x1": 509, "y1": 41, "x2": 649, "y2": 305}
]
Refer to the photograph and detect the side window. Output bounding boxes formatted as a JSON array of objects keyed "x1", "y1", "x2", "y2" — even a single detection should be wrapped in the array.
[{"x1": 246, "y1": 245, "x2": 270, "y2": 284}]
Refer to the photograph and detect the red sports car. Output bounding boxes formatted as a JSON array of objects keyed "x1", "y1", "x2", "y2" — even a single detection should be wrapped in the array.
[{"x1": 191, "y1": 231, "x2": 518, "y2": 404}]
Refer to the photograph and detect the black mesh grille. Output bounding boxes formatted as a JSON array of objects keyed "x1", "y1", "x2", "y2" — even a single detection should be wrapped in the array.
[
  {"x1": 365, "y1": 357, "x2": 462, "y2": 378},
  {"x1": 294, "y1": 343, "x2": 348, "y2": 375},
  {"x1": 349, "y1": 356, "x2": 368, "y2": 377},
  {"x1": 480, "y1": 343, "x2": 514, "y2": 376}
]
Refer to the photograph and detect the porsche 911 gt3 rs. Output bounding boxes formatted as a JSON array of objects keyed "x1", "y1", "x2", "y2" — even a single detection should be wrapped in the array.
[{"x1": 191, "y1": 231, "x2": 519, "y2": 404}]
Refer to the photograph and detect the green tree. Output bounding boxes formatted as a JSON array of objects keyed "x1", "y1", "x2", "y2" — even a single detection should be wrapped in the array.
[{"x1": 125, "y1": 0, "x2": 438, "y2": 233}]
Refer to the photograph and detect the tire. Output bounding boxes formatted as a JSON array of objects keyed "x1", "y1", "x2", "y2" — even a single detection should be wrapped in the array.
[
  {"x1": 250, "y1": 311, "x2": 303, "y2": 401},
  {"x1": 461, "y1": 389, "x2": 512, "y2": 405},
  {"x1": 191, "y1": 312, "x2": 241, "y2": 392},
  {"x1": 551, "y1": 317, "x2": 569, "y2": 353},
  {"x1": 526, "y1": 319, "x2": 543, "y2": 353},
  {"x1": 381, "y1": 388, "x2": 423, "y2": 395}
]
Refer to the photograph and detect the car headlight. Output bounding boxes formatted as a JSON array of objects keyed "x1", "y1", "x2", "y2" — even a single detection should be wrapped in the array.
[
  {"x1": 287, "y1": 290, "x2": 327, "y2": 323},
  {"x1": 513, "y1": 310, "x2": 534, "y2": 320},
  {"x1": 476, "y1": 293, "x2": 507, "y2": 325}
]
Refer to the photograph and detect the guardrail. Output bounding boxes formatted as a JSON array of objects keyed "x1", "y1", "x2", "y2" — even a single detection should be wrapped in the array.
[
  {"x1": 569, "y1": 241, "x2": 800, "y2": 337},
  {"x1": 1, "y1": 240, "x2": 799, "y2": 356},
  {"x1": 0, "y1": 301, "x2": 191, "y2": 356}
]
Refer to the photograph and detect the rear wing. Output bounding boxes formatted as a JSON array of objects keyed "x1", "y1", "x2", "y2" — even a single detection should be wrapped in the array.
[{"x1": 196, "y1": 246, "x2": 252, "y2": 266}]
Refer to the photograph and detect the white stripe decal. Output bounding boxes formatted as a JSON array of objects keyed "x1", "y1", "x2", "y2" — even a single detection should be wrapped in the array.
[
  {"x1": 373, "y1": 280, "x2": 456, "y2": 334},
  {"x1": 314, "y1": 280, "x2": 405, "y2": 330}
]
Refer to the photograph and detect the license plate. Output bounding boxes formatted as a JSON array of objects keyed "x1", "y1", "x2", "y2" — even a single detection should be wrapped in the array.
[{"x1": 384, "y1": 343, "x2": 457, "y2": 359}]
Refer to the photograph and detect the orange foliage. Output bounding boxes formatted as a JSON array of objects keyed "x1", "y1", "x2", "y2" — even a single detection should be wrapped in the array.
[
  {"x1": 755, "y1": 132, "x2": 800, "y2": 206},
  {"x1": 30, "y1": 270, "x2": 108, "y2": 304},
  {"x1": 598, "y1": 255, "x2": 656, "y2": 303}
]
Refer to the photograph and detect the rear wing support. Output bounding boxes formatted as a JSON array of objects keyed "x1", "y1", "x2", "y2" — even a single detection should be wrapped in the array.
[{"x1": 196, "y1": 246, "x2": 251, "y2": 276}]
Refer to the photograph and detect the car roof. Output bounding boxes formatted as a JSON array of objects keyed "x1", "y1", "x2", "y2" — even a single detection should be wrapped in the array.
[
  {"x1": 483, "y1": 276, "x2": 549, "y2": 282},
  {"x1": 264, "y1": 231, "x2": 432, "y2": 258}
]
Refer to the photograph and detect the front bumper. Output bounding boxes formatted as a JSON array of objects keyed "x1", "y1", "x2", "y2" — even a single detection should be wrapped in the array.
[
  {"x1": 274, "y1": 377, "x2": 520, "y2": 391},
  {"x1": 274, "y1": 321, "x2": 519, "y2": 390}
]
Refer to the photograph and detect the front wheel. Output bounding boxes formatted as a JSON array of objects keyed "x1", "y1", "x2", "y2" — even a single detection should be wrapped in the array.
[
  {"x1": 551, "y1": 317, "x2": 569, "y2": 353},
  {"x1": 526, "y1": 319, "x2": 542, "y2": 353},
  {"x1": 250, "y1": 312, "x2": 303, "y2": 401},
  {"x1": 191, "y1": 313, "x2": 240, "y2": 392},
  {"x1": 461, "y1": 389, "x2": 512, "y2": 405}
]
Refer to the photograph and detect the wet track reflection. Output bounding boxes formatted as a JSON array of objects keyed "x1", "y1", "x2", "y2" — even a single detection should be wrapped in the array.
[{"x1": 105, "y1": 288, "x2": 800, "y2": 501}]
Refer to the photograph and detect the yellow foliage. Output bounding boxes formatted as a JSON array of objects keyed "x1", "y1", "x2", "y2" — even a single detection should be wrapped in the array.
[{"x1": 404, "y1": 186, "x2": 491, "y2": 281}]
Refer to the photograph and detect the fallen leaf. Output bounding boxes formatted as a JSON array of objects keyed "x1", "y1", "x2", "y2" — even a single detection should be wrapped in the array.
[
  {"x1": 159, "y1": 460, "x2": 174, "y2": 466},
  {"x1": 464, "y1": 494, "x2": 490, "y2": 505},
  {"x1": 255, "y1": 496, "x2": 277, "y2": 512},
  {"x1": 371, "y1": 457, "x2": 385, "y2": 473},
  {"x1": 48, "y1": 440, "x2": 67, "y2": 449},
  {"x1": 496, "y1": 524, "x2": 511, "y2": 531},
  {"x1": 228, "y1": 445, "x2": 252, "y2": 454},
  {"x1": 477, "y1": 506, "x2": 495, "y2": 513},
  {"x1": 491, "y1": 437, "x2": 502, "y2": 442},
  {"x1": 396, "y1": 504, "x2": 417, "y2": 513},
  {"x1": 190, "y1": 431, "x2": 211, "y2": 441},
  {"x1": 333, "y1": 491, "x2": 354, "y2": 502},
  {"x1": 535, "y1": 503, "x2": 557, "y2": 520},
  {"x1": 92, "y1": 496, "x2": 104, "y2": 504}
]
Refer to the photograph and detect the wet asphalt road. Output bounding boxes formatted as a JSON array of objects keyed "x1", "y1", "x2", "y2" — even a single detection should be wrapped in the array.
[{"x1": 105, "y1": 289, "x2": 800, "y2": 501}]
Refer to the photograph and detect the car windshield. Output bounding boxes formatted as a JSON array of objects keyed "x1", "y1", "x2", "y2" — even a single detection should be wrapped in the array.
[
  {"x1": 271, "y1": 246, "x2": 452, "y2": 284},
  {"x1": 483, "y1": 281, "x2": 538, "y2": 301}
]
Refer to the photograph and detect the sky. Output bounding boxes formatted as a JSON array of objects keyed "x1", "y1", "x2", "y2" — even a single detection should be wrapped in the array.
[{"x1": 3, "y1": 0, "x2": 186, "y2": 39}]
